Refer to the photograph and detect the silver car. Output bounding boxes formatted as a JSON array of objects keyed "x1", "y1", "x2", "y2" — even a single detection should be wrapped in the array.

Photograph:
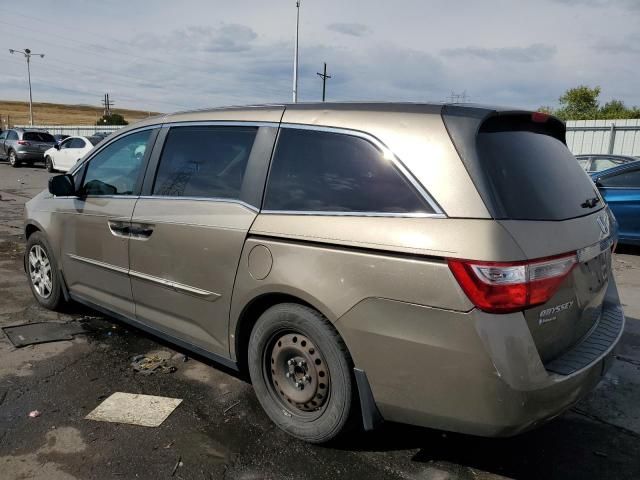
[{"x1": 0, "y1": 128, "x2": 56, "y2": 167}]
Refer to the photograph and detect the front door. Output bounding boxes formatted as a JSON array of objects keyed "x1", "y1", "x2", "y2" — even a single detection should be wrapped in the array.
[
  {"x1": 129, "y1": 124, "x2": 276, "y2": 356},
  {"x1": 55, "y1": 138, "x2": 75, "y2": 170},
  {"x1": 58, "y1": 128, "x2": 156, "y2": 317}
]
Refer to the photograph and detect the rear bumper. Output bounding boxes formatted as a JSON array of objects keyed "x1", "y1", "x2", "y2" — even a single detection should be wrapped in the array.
[
  {"x1": 336, "y1": 281, "x2": 624, "y2": 437},
  {"x1": 16, "y1": 150, "x2": 45, "y2": 161}
]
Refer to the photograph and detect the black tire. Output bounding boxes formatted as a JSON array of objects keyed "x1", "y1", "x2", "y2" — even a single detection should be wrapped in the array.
[
  {"x1": 25, "y1": 232, "x2": 65, "y2": 310},
  {"x1": 45, "y1": 156, "x2": 55, "y2": 173},
  {"x1": 248, "y1": 303, "x2": 355, "y2": 443},
  {"x1": 8, "y1": 150, "x2": 21, "y2": 168}
]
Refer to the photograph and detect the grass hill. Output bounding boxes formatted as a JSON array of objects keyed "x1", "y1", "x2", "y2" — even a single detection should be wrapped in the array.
[{"x1": 0, "y1": 100, "x2": 162, "y2": 127}]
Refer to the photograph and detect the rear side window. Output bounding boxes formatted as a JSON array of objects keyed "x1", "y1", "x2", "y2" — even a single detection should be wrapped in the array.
[
  {"x1": 152, "y1": 126, "x2": 257, "y2": 199},
  {"x1": 23, "y1": 132, "x2": 55, "y2": 142},
  {"x1": 264, "y1": 128, "x2": 432, "y2": 213},
  {"x1": 599, "y1": 169, "x2": 640, "y2": 188},
  {"x1": 69, "y1": 138, "x2": 86, "y2": 148},
  {"x1": 7, "y1": 131, "x2": 18, "y2": 140}
]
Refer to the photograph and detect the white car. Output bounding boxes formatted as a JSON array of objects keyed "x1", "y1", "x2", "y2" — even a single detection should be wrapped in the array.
[{"x1": 44, "y1": 136, "x2": 104, "y2": 172}]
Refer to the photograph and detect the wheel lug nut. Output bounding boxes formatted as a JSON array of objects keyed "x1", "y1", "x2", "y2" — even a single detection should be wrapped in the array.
[{"x1": 285, "y1": 372, "x2": 291, "y2": 378}]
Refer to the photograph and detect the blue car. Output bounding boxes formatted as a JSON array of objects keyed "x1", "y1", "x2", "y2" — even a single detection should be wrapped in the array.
[{"x1": 591, "y1": 160, "x2": 640, "y2": 246}]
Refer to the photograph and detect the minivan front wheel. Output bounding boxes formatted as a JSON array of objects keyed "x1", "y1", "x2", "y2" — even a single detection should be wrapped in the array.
[
  {"x1": 248, "y1": 303, "x2": 355, "y2": 443},
  {"x1": 26, "y1": 232, "x2": 64, "y2": 310},
  {"x1": 9, "y1": 150, "x2": 21, "y2": 168}
]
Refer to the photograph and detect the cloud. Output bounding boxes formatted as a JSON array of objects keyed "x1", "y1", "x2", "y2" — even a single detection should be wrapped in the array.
[
  {"x1": 593, "y1": 36, "x2": 640, "y2": 55},
  {"x1": 327, "y1": 22, "x2": 371, "y2": 37},
  {"x1": 549, "y1": 0, "x2": 640, "y2": 10},
  {"x1": 441, "y1": 43, "x2": 557, "y2": 63},
  {"x1": 131, "y1": 23, "x2": 258, "y2": 53}
]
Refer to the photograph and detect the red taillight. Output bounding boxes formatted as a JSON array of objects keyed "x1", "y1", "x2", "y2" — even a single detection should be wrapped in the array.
[
  {"x1": 448, "y1": 253, "x2": 577, "y2": 314},
  {"x1": 17, "y1": 140, "x2": 29, "y2": 145}
]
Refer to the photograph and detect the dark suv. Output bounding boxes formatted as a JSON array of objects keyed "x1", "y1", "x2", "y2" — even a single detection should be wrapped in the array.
[{"x1": 0, "y1": 128, "x2": 56, "y2": 167}]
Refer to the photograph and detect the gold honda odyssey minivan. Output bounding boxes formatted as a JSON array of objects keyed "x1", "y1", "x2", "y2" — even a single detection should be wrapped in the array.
[{"x1": 24, "y1": 103, "x2": 624, "y2": 443}]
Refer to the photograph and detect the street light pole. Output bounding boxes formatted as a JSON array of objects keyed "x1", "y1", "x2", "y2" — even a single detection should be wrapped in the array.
[
  {"x1": 292, "y1": 0, "x2": 300, "y2": 103},
  {"x1": 9, "y1": 48, "x2": 45, "y2": 126}
]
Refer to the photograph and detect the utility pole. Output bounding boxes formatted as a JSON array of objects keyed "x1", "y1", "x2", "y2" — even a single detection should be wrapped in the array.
[
  {"x1": 316, "y1": 63, "x2": 331, "y2": 102},
  {"x1": 102, "y1": 93, "x2": 114, "y2": 116},
  {"x1": 9, "y1": 48, "x2": 45, "y2": 126},
  {"x1": 292, "y1": 0, "x2": 301, "y2": 103}
]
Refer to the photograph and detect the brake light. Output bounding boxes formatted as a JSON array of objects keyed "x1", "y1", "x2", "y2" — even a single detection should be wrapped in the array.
[
  {"x1": 448, "y1": 253, "x2": 577, "y2": 313},
  {"x1": 17, "y1": 140, "x2": 29, "y2": 145}
]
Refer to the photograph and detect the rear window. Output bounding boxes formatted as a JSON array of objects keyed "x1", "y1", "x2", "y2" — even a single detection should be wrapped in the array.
[
  {"x1": 444, "y1": 109, "x2": 602, "y2": 221},
  {"x1": 23, "y1": 132, "x2": 55, "y2": 142}
]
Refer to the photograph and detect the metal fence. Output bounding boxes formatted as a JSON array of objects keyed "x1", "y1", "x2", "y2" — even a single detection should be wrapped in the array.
[
  {"x1": 566, "y1": 119, "x2": 640, "y2": 156},
  {"x1": 15, "y1": 125, "x2": 124, "y2": 136}
]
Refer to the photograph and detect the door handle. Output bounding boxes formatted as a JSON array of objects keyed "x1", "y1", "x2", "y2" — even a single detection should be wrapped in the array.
[
  {"x1": 129, "y1": 223, "x2": 154, "y2": 239},
  {"x1": 107, "y1": 220, "x2": 130, "y2": 238}
]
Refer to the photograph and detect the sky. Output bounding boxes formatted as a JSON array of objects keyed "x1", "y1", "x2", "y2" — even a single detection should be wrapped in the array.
[{"x1": 0, "y1": 0, "x2": 638, "y2": 114}]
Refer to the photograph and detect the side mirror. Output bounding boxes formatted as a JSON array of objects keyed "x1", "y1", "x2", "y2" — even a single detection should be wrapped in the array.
[
  {"x1": 54, "y1": 143, "x2": 60, "y2": 150},
  {"x1": 48, "y1": 174, "x2": 76, "y2": 196}
]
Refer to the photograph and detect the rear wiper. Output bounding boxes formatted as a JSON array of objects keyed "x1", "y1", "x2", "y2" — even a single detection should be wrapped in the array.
[{"x1": 581, "y1": 197, "x2": 600, "y2": 209}]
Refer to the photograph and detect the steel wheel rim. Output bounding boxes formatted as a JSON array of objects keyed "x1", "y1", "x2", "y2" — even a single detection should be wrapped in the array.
[
  {"x1": 28, "y1": 245, "x2": 52, "y2": 299},
  {"x1": 265, "y1": 331, "x2": 331, "y2": 418}
]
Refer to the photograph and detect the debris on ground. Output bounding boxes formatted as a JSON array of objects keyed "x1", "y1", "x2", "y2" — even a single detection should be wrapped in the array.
[
  {"x1": 171, "y1": 456, "x2": 183, "y2": 477},
  {"x1": 223, "y1": 401, "x2": 240, "y2": 414},
  {"x1": 3, "y1": 321, "x2": 88, "y2": 347},
  {"x1": 131, "y1": 354, "x2": 178, "y2": 375},
  {"x1": 85, "y1": 392, "x2": 183, "y2": 427},
  {"x1": 28, "y1": 410, "x2": 41, "y2": 418}
]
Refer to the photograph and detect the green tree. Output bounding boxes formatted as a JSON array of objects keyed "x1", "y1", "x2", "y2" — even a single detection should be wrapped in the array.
[
  {"x1": 540, "y1": 86, "x2": 640, "y2": 120},
  {"x1": 554, "y1": 85, "x2": 601, "y2": 120},
  {"x1": 96, "y1": 113, "x2": 128, "y2": 126},
  {"x1": 599, "y1": 100, "x2": 627, "y2": 119}
]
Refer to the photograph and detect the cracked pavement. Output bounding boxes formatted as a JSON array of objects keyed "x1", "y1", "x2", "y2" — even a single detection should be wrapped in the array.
[{"x1": 1, "y1": 163, "x2": 639, "y2": 480}]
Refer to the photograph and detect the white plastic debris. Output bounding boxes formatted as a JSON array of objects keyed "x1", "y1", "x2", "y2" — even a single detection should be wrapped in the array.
[{"x1": 85, "y1": 392, "x2": 182, "y2": 427}]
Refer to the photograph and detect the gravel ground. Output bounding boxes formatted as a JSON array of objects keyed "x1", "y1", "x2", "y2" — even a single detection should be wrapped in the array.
[{"x1": 1, "y1": 163, "x2": 639, "y2": 480}]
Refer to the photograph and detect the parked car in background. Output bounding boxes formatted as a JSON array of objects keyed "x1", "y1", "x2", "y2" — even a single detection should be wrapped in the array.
[
  {"x1": 591, "y1": 161, "x2": 640, "y2": 246},
  {"x1": 27, "y1": 103, "x2": 623, "y2": 443},
  {"x1": 53, "y1": 134, "x2": 70, "y2": 144},
  {"x1": 44, "y1": 136, "x2": 104, "y2": 172},
  {"x1": 0, "y1": 128, "x2": 56, "y2": 167},
  {"x1": 576, "y1": 154, "x2": 639, "y2": 173}
]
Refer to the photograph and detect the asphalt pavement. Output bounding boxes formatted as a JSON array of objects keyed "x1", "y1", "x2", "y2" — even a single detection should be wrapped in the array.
[{"x1": 0, "y1": 163, "x2": 639, "y2": 480}]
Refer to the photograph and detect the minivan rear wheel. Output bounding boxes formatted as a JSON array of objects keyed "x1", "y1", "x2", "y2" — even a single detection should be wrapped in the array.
[
  {"x1": 248, "y1": 303, "x2": 355, "y2": 443},
  {"x1": 26, "y1": 232, "x2": 64, "y2": 310}
]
